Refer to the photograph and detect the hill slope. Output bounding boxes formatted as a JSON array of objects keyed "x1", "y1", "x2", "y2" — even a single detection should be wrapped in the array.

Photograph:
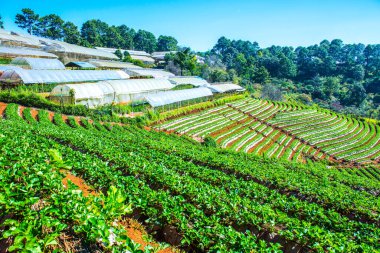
[
  {"x1": 157, "y1": 98, "x2": 380, "y2": 165},
  {"x1": 0, "y1": 103, "x2": 379, "y2": 252}
]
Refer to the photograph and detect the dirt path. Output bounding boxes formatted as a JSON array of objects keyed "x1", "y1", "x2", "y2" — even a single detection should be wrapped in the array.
[{"x1": 60, "y1": 171, "x2": 177, "y2": 253}]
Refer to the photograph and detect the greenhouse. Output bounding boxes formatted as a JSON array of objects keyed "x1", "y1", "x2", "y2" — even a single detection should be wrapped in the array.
[
  {"x1": 0, "y1": 46, "x2": 58, "y2": 59},
  {"x1": 44, "y1": 41, "x2": 118, "y2": 63},
  {"x1": 108, "y1": 79, "x2": 174, "y2": 104},
  {"x1": 124, "y1": 68, "x2": 175, "y2": 79},
  {"x1": 208, "y1": 83, "x2": 245, "y2": 93},
  {"x1": 0, "y1": 30, "x2": 42, "y2": 48},
  {"x1": 49, "y1": 79, "x2": 174, "y2": 107},
  {"x1": 145, "y1": 87, "x2": 213, "y2": 108},
  {"x1": 11, "y1": 57, "x2": 65, "y2": 70},
  {"x1": 88, "y1": 60, "x2": 140, "y2": 69},
  {"x1": 50, "y1": 82, "x2": 115, "y2": 108},
  {"x1": 0, "y1": 69, "x2": 129, "y2": 85},
  {"x1": 65, "y1": 62, "x2": 97, "y2": 69},
  {"x1": 169, "y1": 76, "x2": 210, "y2": 87}
]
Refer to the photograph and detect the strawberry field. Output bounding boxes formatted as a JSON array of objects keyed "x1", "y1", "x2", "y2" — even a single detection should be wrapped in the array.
[
  {"x1": 1, "y1": 103, "x2": 379, "y2": 252},
  {"x1": 157, "y1": 98, "x2": 380, "y2": 165}
]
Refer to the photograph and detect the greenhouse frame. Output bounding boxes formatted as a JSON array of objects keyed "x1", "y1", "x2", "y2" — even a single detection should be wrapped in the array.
[
  {"x1": 169, "y1": 76, "x2": 210, "y2": 87},
  {"x1": 0, "y1": 46, "x2": 58, "y2": 59},
  {"x1": 0, "y1": 69, "x2": 129, "y2": 85},
  {"x1": 65, "y1": 62, "x2": 97, "y2": 69},
  {"x1": 145, "y1": 87, "x2": 213, "y2": 108},
  {"x1": 124, "y1": 68, "x2": 175, "y2": 79},
  {"x1": 11, "y1": 57, "x2": 66, "y2": 70},
  {"x1": 208, "y1": 83, "x2": 245, "y2": 93},
  {"x1": 49, "y1": 79, "x2": 174, "y2": 108},
  {"x1": 88, "y1": 60, "x2": 141, "y2": 69}
]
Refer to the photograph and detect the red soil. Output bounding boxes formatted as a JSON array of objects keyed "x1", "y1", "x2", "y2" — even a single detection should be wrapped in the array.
[{"x1": 0, "y1": 102, "x2": 7, "y2": 117}]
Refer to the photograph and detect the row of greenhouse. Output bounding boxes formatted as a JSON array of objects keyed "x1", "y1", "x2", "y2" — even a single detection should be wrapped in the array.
[{"x1": 0, "y1": 28, "x2": 244, "y2": 108}]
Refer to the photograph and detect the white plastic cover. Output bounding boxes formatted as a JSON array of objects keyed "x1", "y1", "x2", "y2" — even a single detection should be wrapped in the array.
[
  {"x1": 11, "y1": 57, "x2": 65, "y2": 70},
  {"x1": 0, "y1": 32, "x2": 41, "y2": 47},
  {"x1": 50, "y1": 79, "x2": 174, "y2": 107},
  {"x1": 0, "y1": 69, "x2": 129, "y2": 84},
  {"x1": 124, "y1": 68, "x2": 175, "y2": 79},
  {"x1": 0, "y1": 46, "x2": 58, "y2": 58},
  {"x1": 44, "y1": 42, "x2": 118, "y2": 59},
  {"x1": 50, "y1": 82, "x2": 115, "y2": 108},
  {"x1": 169, "y1": 76, "x2": 210, "y2": 87},
  {"x1": 208, "y1": 83, "x2": 245, "y2": 93},
  {"x1": 145, "y1": 87, "x2": 213, "y2": 107},
  {"x1": 89, "y1": 60, "x2": 141, "y2": 69}
]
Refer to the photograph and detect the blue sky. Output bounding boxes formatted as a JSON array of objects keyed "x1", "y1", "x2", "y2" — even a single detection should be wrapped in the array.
[{"x1": 1, "y1": 0, "x2": 380, "y2": 51}]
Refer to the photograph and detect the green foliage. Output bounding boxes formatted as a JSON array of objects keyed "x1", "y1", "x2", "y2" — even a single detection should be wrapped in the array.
[
  {"x1": 15, "y1": 8, "x2": 39, "y2": 34},
  {"x1": 35, "y1": 14, "x2": 64, "y2": 40},
  {"x1": 203, "y1": 136, "x2": 217, "y2": 147},
  {"x1": 157, "y1": 35, "x2": 178, "y2": 51}
]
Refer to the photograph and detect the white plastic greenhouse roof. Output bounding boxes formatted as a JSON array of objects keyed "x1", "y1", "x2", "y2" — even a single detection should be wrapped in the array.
[
  {"x1": 0, "y1": 69, "x2": 129, "y2": 84},
  {"x1": 0, "y1": 46, "x2": 58, "y2": 58},
  {"x1": 0, "y1": 32, "x2": 41, "y2": 47},
  {"x1": 126, "y1": 50, "x2": 151, "y2": 57},
  {"x1": 51, "y1": 82, "x2": 115, "y2": 99},
  {"x1": 44, "y1": 42, "x2": 118, "y2": 59},
  {"x1": 145, "y1": 87, "x2": 213, "y2": 107},
  {"x1": 105, "y1": 79, "x2": 174, "y2": 94},
  {"x1": 11, "y1": 57, "x2": 65, "y2": 70},
  {"x1": 169, "y1": 76, "x2": 210, "y2": 87},
  {"x1": 208, "y1": 83, "x2": 245, "y2": 93},
  {"x1": 124, "y1": 68, "x2": 175, "y2": 79},
  {"x1": 89, "y1": 60, "x2": 141, "y2": 69},
  {"x1": 130, "y1": 55, "x2": 155, "y2": 63}
]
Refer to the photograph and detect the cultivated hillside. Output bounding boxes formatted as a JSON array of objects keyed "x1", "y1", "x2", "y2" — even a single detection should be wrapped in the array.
[
  {"x1": 0, "y1": 103, "x2": 379, "y2": 252},
  {"x1": 157, "y1": 98, "x2": 380, "y2": 166}
]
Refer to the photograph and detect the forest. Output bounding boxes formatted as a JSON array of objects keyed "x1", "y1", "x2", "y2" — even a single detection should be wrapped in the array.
[{"x1": 2, "y1": 9, "x2": 380, "y2": 119}]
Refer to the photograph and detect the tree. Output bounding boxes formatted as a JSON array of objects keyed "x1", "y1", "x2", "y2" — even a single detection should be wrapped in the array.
[
  {"x1": 157, "y1": 35, "x2": 178, "y2": 51},
  {"x1": 133, "y1": 30, "x2": 157, "y2": 53},
  {"x1": 117, "y1": 25, "x2": 135, "y2": 49},
  {"x1": 173, "y1": 48, "x2": 192, "y2": 76},
  {"x1": 63, "y1": 22, "x2": 81, "y2": 44},
  {"x1": 115, "y1": 49, "x2": 123, "y2": 60},
  {"x1": 0, "y1": 15, "x2": 4, "y2": 29},
  {"x1": 254, "y1": 66, "x2": 270, "y2": 84},
  {"x1": 35, "y1": 14, "x2": 64, "y2": 40},
  {"x1": 342, "y1": 82, "x2": 366, "y2": 106},
  {"x1": 81, "y1": 19, "x2": 109, "y2": 47},
  {"x1": 15, "y1": 8, "x2": 39, "y2": 35},
  {"x1": 104, "y1": 26, "x2": 124, "y2": 48}
]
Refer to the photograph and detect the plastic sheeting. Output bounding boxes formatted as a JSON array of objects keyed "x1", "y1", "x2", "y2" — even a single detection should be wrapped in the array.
[
  {"x1": 145, "y1": 88, "x2": 213, "y2": 107},
  {"x1": 169, "y1": 76, "x2": 209, "y2": 87},
  {"x1": 50, "y1": 79, "x2": 174, "y2": 108},
  {"x1": 208, "y1": 83, "x2": 245, "y2": 93},
  {"x1": 11, "y1": 57, "x2": 65, "y2": 70},
  {"x1": 89, "y1": 60, "x2": 141, "y2": 69},
  {"x1": 0, "y1": 32, "x2": 41, "y2": 48},
  {"x1": 108, "y1": 79, "x2": 174, "y2": 103},
  {"x1": 0, "y1": 46, "x2": 58, "y2": 58},
  {"x1": 0, "y1": 69, "x2": 129, "y2": 84},
  {"x1": 66, "y1": 62, "x2": 97, "y2": 69},
  {"x1": 124, "y1": 68, "x2": 175, "y2": 79},
  {"x1": 50, "y1": 82, "x2": 115, "y2": 108},
  {"x1": 130, "y1": 55, "x2": 155, "y2": 63},
  {"x1": 44, "y1": 42, "x2": 118, "y2": 59}
]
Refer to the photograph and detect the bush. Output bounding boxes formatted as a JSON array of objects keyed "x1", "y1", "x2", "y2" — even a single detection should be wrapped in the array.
[{"x1": 203, "y1": 136, "x2": 217, "y2": 147}]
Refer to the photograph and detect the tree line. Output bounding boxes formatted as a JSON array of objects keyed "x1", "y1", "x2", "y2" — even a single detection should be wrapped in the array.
[
  {"x1": 1, "y1": 9, "x2": 380, "y2": 119},
  {"x1": 10, "y1": 8, "x2": 178, "y2": 53}
]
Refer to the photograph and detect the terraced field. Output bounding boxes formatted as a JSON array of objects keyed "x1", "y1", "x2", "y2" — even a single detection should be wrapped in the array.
[
  {"x1": 1, "y1": 103, "x2": 380, "y2": 252},
  {"x1": 157, "y1": 98, "x2": 380, "y2": 165}
]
